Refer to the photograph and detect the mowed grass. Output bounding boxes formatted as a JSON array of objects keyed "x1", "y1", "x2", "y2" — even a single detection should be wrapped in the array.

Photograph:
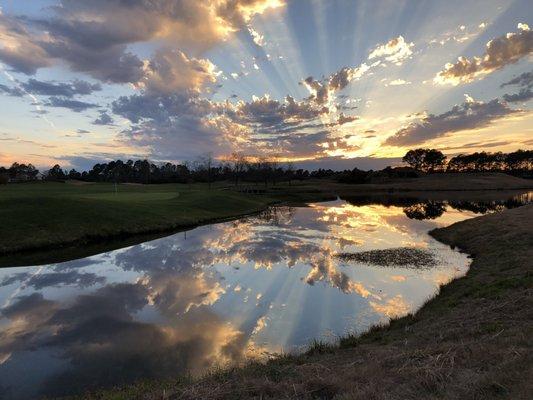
[{"x1": 0, "y1": 181, "x2": 278, "y2": 258}]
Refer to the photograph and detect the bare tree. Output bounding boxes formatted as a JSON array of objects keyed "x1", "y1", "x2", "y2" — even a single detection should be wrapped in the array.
[
  {"x1": 285, "y1": 161, "x2": 295, "y2": 186},
  {"x1": 197, "y1": 152, "x2": 214, "y2": 189},
  {"x1": 230, "y1": 152, "x2": 248, "y2": 187}
]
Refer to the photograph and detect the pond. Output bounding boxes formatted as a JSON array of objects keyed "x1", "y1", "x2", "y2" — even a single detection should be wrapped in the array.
[{"x1": 0, "y1": 192, "x2": 531, "y2": 399}]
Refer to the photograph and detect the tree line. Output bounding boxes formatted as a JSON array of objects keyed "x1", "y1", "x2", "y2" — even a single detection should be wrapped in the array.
[
  {"x1": 1, "y1": 148, "x2": 531, "y2": 186},
  {"x1": 1, "y1": 155, "x2": 310, "y2": 186},
  {"x1": 401, "y1": 148, "x2": 533, "y2": 174}
]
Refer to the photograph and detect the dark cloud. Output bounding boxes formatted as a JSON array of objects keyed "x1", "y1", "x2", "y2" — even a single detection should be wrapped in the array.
[
  {"x1": 0, "y1": 83, "x2": 24, "y2": 97},
  {"x1": 121, "y1": 115, "x2": 239, "y2": 159},
  {"x1": 44, "y1": 41, "x2": 146, "y2": 84},
  {"x1": 45, "y1": 97, "x2": 99, "y2": 112},
  {"x1": 501, "y1": 71, "x2": 533, "y2": 88},
  {"x1": 503, "y1": 89, "x2": 533, "y2": 102},
  {"x1": 501, "y1": 70, "x2": 533, "y2": 103},
  {"x1": 385, "y1": 98, "x2": 519, "y2": 146},
  {"x1": 1, "y1": 292, "x2": 56, "y2": 321},
  {"x1": 93, "y1": 111, "x2": 115, "y2": 126},
  {"x1": 21, "y1": 79, "x2": 101, "y2": 97},
  {"x1": 229, "y1": 95, "x2": 326, "y2": 128},
  {"x1": 112, "y1": 92, "x2": 198, "y2": 123}
]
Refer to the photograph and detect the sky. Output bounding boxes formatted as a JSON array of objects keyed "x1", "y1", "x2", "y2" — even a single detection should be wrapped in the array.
[{"x1": 0, "y1": 0, "x2": 531, "y2": 171}]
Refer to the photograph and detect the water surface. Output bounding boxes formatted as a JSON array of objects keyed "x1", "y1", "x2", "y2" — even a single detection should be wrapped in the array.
[{"x1": 0, "y1": 193, "x2": 530, "y2": 398}]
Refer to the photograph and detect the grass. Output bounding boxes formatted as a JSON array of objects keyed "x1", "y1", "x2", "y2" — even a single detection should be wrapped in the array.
[{"x1": 70, "y1": 204, "x2": 533, "y2": 400}]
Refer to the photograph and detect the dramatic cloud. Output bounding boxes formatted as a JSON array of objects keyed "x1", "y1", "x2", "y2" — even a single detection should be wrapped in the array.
[
  {"x1": 368, "y1": 36, "x2": 414, "y2": 65},
  {"x1": 434, "y1": 23, "x2": 533, "y2": 85},
  {"x1": 501, "y1": 70, "x2": 533, "y2": 103},
  {"x1": 140, "y1": 49, "x2": 219, "y2": 95},
  {"x1": 112, "y1": 61, "x2": 357, "y2": 159},
  {"x1": 385, "y1": 97, "x2": 520, "y2": 146},
  {"x1": 112, "y1": 92, "x2": 210, "y2": 124},
  {"x1": 0, "y1": 0, "x2": 284, "y2": 82},
  {"x1": 0, "y1": 14, "x2": 52, "y2": 74},
  {"x1": 230, "y1": 94, "x2": 326, "y2": 128},
  {"x1": 302, "y1": 64, "x2": 370, "y2": 107}
]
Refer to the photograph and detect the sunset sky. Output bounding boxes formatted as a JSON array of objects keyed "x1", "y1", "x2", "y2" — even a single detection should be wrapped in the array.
[{"x1": 0, "y1": 0, "x2": 531, "y2": 171}]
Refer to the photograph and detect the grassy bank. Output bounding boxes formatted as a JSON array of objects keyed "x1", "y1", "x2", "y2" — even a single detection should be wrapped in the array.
[{"x1": 78, "y1": 204, "x2": 532, "y2": 400}]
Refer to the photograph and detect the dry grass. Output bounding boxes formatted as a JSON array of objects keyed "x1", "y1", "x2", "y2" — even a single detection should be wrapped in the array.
[{"x1": 75, "y1": 205, "x2": 533, "y2": 400}]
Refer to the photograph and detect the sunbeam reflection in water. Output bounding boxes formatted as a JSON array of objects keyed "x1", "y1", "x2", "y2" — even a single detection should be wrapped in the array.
[{"x1": 0, "y1": 193, "x2": 531, "y2": 399}]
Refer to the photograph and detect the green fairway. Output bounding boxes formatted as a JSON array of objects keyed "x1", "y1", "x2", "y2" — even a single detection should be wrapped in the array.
[{"x1": 0, "y1": 181, "x2": 281, "y2": 265}]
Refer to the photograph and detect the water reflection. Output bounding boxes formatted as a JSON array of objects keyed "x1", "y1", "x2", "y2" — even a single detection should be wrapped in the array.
[
  {"x1": 0, "y1": 192, "x2": 530, "y2": 399},
  {"x1": 344, "y1": 191, "x2": 533, "y2": 220}
]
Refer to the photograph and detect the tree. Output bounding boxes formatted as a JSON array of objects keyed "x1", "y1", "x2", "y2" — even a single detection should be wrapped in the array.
[
  {"x1": 403, "y1": 149, "x2": 446, "y2": 172},
  {"x1": 67, "y1": 169, "x2": 81, "y2": 180},
  {"x1": 506, "y1": 150, "x2": 533, "y2": 172},
  {"x1": 0, "y1": 172, "x2": 8, "y2": 185},
  {"x1": 230, "y1": 152, "x2": 248, "y2": 187},
  {"x1": 197, "y1": 153, "x2": 214, "y2": 189},
  {"x1": 7, "y1": 162, "x2": 39, "y2": 181},
  {"x1": 285, "y1": 162, "x2": 295, "y2": 186},
  {"x1": 46, "y1": 164, "x2": 66, "y2": 181},
  {"x1": 337, "y1": 167, "x2": 368, "y2": 184},
  {"x1": 403, "y1": 201, "x2": 446, "y2": 220}
]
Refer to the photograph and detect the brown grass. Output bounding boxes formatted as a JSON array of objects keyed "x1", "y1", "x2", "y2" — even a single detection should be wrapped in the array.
[{"x1": 76, "y1": 204, "x2": 533, "y2": 400}]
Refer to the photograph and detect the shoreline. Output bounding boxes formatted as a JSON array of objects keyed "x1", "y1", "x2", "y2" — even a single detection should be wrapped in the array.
[
  {"x1": 1, "y1": 175, "x2": 532, "y2": 268},
  {"x1": 77, "y1": 203, "x2": 532, "y2": 399}
]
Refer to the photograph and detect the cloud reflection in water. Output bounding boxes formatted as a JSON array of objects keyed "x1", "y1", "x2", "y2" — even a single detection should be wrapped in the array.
[{"x1": 3, "y1": 197, "x2": 514, "y2": 399}]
